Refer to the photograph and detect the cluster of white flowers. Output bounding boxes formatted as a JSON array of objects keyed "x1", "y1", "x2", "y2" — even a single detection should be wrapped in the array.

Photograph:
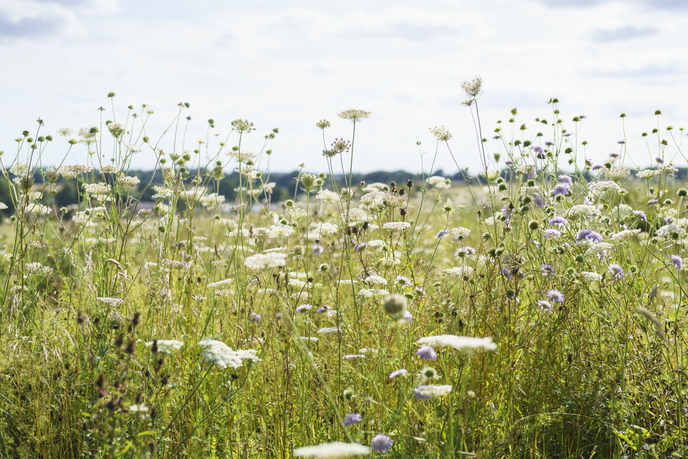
[
  {"x1": 57, "y1": 164, "x2": 92, "y2": 179},
  {"x1": 418, "y1": 335, "x2": 497, "y2": 351},
  {"x1": 244, "y1": 252, "x2": 287, "y2": 270},
  {"x1": 580, "y1": 271, "x2": 603, "y2": 282},
  {"x1": 200, "y1": 193, "x2": 225, "y2": 207},
  {"x1": 25, "y1": 262, "x2": 52, "y2": 276},
  {"x1": 293, "y1": 442, "x2": 370, "y2": 458},
  {"x1": 611, "y1": 229, "x2": 641, "y2": 241},
  {"x1": 25, "y1": 203, "x2": 51, "y2": 215},
  {"x1": 588, "y1": 181, "x2": 624, "y2": 198},
  {"x1": 227, "y1": 150, "x2": 257, "y2": 162},
  {"x1": 637, "y1": 169, "x2": 658, "y2": 179},
  {"x1": 428, "y1": 176, "x2": 451, "y2": 189},
  {"x1": 83, "y1": 183, "x2": 111, "y2": 195},
  {"x1": 145, "y1": 339, "x2": 184, "y2": 354},
  {"x1": 266, "y1": 224, "x2": 294, "y2": 239},
  {"x1": 414, "y1": 384, "x2": 453, "y2": 399},
  {"x1": 198, "y1": 339, "x2": 261, "y2": 369},
  {"x1": 97, "y1": 297, "x2": 124, "y2": 306},
  {"x1": 117, "y1": 175, "x2": 140, "y2": 187},
  {"x1": 346, "y1": 208, "x2": 368, "y2": 222},
  {"x1": 98, "y1": 165, "x2": 120, "y2": 174},
  {"x1": 603, "y1": 167, "x2": 630, "y2": 181},
  {"x1": 315, "y1": 190, "x2": 340, "y2": 203},
  {"x1": 357, "y1": 288, "x2": 389, "y2": 298},
  {"x1": 207, "y1": 278, "x2": 234, "y2": 289},
  {"x1": 360, "y1": 190, "x2": 401, "y2": 211},
  {"x1": 365, "y1": 275, "x2": 387, "y2": 285},
  {"x1": 443, "y1": 266, "x2": 474, "y2": 277},
  {"x1": 452, "y1": 227, "x2": 471, "y2": 239},
  {"x1": 383, "y1": 222, "x2": 411, "y2": 231},
  {"x1": 567, "y1": 204, "x2": 599, "y2": 219}
]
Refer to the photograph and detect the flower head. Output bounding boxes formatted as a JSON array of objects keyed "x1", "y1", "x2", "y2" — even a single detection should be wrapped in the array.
[
  {"x1": 415, "y1": 345, "x2": 437, "y2": 360},
  {"x1": 343, "y1": 413, "x2": 362, "y2": 427},
  {"x1": 417, "y1": 335, "x2": 497, "y2": 351},
  {"x1": 414, "y1": 384, "x2": 452, "y2": 400},
  {"x1": 338, "y1": 109, "x2": 371, "y2": 121},
  {"x1": 294, "y1": 442, "x2": 370, "y2": 458},
  {"x1": 608, "y1": 264, "x2": 624, "y2": 279},
  {"x1": 371, "y1": 434, "x2": 393, "y2": 453}
]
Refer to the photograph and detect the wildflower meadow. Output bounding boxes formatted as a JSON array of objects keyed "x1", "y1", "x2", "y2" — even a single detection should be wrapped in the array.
[{"x1": 1, "y1": 78, "x2": 688, "y2": 458}]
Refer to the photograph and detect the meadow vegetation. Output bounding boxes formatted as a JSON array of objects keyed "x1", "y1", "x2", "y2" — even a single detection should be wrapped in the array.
[{"x1": 1, "y1": 80, "x2": 688, "y2": 457}]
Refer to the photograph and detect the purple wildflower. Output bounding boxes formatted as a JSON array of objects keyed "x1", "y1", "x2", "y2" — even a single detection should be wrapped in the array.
[
  {"x1": 551, "y1": 183, "x2": 571, "y2": 196},
  {"x1": 316, "y1": 305, "x2": 329, "y2": 314},
  {"x1": 437, "y1": 230, "x2": 450, "y2": 239},
  {"x1": 558, "y1": 175, "x2": 572, "y2": 185},
  {"x1": 618, "y1": 140, "x2": 625, "y2": 144},
  {"x1": 500, "y1": 267, "x2": 513, "y2": 281},
  {"x1": 550, "y1": 216, "x2": 568, "y2": 227},
  {"x1": 454, "y1": 247, "x2": 476, "y2": 258},
  {"x1": 632, "y1": 210, "x2": 647, "y2": 221},
  {"x1": 251, "y1": 313, "x2": 261, "y2": 323},
  {"x1": 389, "y1": 369, "x2": 407, "y2": 379},
  {"x1": 532, "y1": 145, "x2": 546, "y2": 159},
  {"x1": 538, "y1": 300, "x2": 553, "y2": 312},
  {"x1": 343, "y1": 413, "x2": 362, "y2": 427},
  {"x1": 671, "y1": 255, "x2": 683, "y2": 270},
  {"x1": 533, "y1": 195, "x2": 546, "y2": 209},
  {"x1": 576, "y1": 229, "x2": 603, "y2": 243},
  {"x1": 416, "y1": 345, "x2": 437, "y2": 360},
  {"x1": 402, "y1": 311, "x2": 413, "y2": 322},
  {"x1": 395, "y1": 276, "x2": 411, "y2": 286},
  {"x1": 371, "y1": 434, "x2": 393, "y2": 454},
  {"x1": 296, "y1": 304, "x2": 313, "y2": 313},
  {"x1": 544, "y1": 229, "x2": 561, "y2": 238},
  {"x1": 312, "y1": 244, "x2": 324, "y2": 255},
  {"x1": 540, "y1": 264, "x2": 555, "y2": 277},
  {"x1": 608, "y1": 264, "x2": 624, "y2": 279},
  {"x1": 647, "y1": 199, "x2": 658, "y2": 206},
  {"x1": 547, "y1": 289, "x2": 564, "y2": 303},
  {"x1": 355, "y1": 242, "x2": 368, "y2": 252}
]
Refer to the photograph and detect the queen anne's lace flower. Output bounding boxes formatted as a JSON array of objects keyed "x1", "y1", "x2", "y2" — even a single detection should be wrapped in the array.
[
  {"x1": 418, "y1": 335, "x2": 497, "y2": 351},
  {"x1": 198, "y1": 339, "x2": 261, "y2": 369},
  {"x1": 294, "y1": 442, "x2": 370, "y2": 458}
]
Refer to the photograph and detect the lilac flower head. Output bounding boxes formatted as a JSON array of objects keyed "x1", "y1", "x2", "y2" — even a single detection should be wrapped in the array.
[
  {"x1": 355, "y1": 242, "x2": 368, "y2": 253},
  {"x1": 671, "y1": 255, "x2": 683, "y2": 270},
  {"x1": 251, "y1": 312, "x2": 261, "y2": 323},
  {"x1": 558, "y1": 175, "x2": 572, "y2": 185},
  {"x1": 312, "y1": 244, "x2": 324, "y2": 255},
  {"x1": 343, "y1": 413, "x2": 362, "y2": 427},
  {"x1": 538, "y1": 300, "x2": 553, "y2": 312},
  {"x1": 500, "y1": 267, "x2": 513, "y2": 281},
  {"x1": 531, "y1": 145, "x2": 546, "y2": 159},
  {"x1": 547, "y1": 289, "x2": 564, "y2": 303},
  {"x1": 540, "y1": 264, "x2": 555, "y2": 277},
  {"x1": 632, "y1": 210, "x2": 647, "y2": 221},
  {"x1": 618, "y1": 140, "x2": 626, "y2": 145},
  {"x1": 389, "y1": 369, "x2": 407, "y2": 379},
  {"x1": 371, "y1": 434, "x2": 393, "y2": 454},
  {"x1": 533, "y1": 195, "x2": 546, "y2": 209},
  {"x1": 592, "y1": 164, "x2": 604, "y2": 171},
  {"x1": 550, "y1": 216, "x2": 568, "y2": 227},
  {"x1": 544, "y1": 229, "x2": 562, "y2": 238},
  {"x1": 416, "y1": 345, "x2": 437, "y2": 360},
  {"x1": 395, "y1": 276, "x2": 411, "y2": 287},
  {"x1": 647, "y1": 199, "x2": 659, "y2": 206},
  {"x1": 402, "y1": 311, "x2": 413, "y2": 322},
  {"x1": 576, "y1": 229, "x2": 603, "y2": 243},
  {"x1": 551, "y1": 183, "x2": 571, "y2": 196},
  {"x1": 656, "y1": 157, "x2": 664, "y2": 164},
  {"x1": 414, "y1": 286, "x2": 426, "y2": 297},
  {"x1": 437, "y1": 230, "x2": 450, "y2": 239},
  {"x1": 454, "y1": 247, "x2": 476, "y2": 258},
  {"x1": 316, "y1": 305, "x2": 329, "y2": 314},
  {"x1": 584, "y1": 197, "x2": 593, "y2": 205},
  {"x1": 608, "y1": 264, "x2": 624, "y2": 279},
  {"x1": 296, "y1": 304, "x2": 313, "y2": 313}
]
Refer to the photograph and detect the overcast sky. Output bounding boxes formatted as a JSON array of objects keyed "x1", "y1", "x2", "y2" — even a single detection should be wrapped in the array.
[{"x1": 1, "y1": 0, "x2": 687, "y2": 174}]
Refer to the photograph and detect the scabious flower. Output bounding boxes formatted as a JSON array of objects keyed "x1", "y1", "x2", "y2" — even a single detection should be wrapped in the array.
[
  {"x1": 454, "y1": 247, "x2": 476, "y2": 258},
  {"x1": 551, "y1": 183, "x2": 571, "y2": 196},
  {"x1": 371, "y1": 434, "x2": 393, "y2": 454},
  {"x1": 550, "y1": 216, "x2": 568, "y2": 227},
  {"x1": 343, "y1": 413, "x2": 362, "y2": 427},
  {"x1": 414, "y1": 385, "x2": 452, "y2": 400},
  {"x1": 538, "y1": 300, "x2": 553, "y2": 312},
  {"x1": 417, "y1": 335, "x2": 497, "y2": 351},
  {"x1": 540, "y1": 264, "x2": 555, "y2": 277},
  {"x1": 401, "y1": 311, "x2": 413, "y2": 323},
  {"x1": 608, "y1": 264, "x2": 624, "y2": 279},
  {"x1": 546, "y1": 289, "x2": 564, "y2": 303},
  {"x1": 355, "y1": 243, "x2": 368, "y2": 253},
  {"x1": 544, "y1": 229, "x2": 561, "y2": 238},
  {"x1": 294, "y1": 442, "x2": 370, "y2": 458},
  {"x1": 671, "y1": 255, "x2": 683, "y2": 270},
  {"x1": 632, "y1": 210, "x2": 647, "y2": 221},
  {"x1": 312, "y1": 244, "x2": 324, "y2": 255},
  {"x1": 576, "y1": 229, "x2": 603, "y2": 243},
  {"x1": 415, "y1": 345, "x2": 437, "y2": 360},
  {"x1": 250, "y1": 313, "x2": 261, "y2": 322},
  {"x1": 296, "y1": 304, "x2": 313, "y2": 313},
  {"x1": 389, "y1": 369, "x2": 407, "y2": 379},
  {"x1": 437, "y1": 230, "x2": 450, "y2": 239},
  {"x1": 394, "y1": 276, "x2": 411, "y2": 287}
]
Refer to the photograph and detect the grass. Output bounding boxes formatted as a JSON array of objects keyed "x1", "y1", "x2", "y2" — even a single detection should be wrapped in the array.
[{"x1": 0, "y1": 82, "x2": 688, "y2": 458}]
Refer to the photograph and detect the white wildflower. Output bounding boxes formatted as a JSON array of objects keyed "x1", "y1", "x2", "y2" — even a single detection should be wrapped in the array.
[
  {"x1": 244, "y1": 252, "x2": 287, "y2": 270},
  {"x1": 294, "y1": 442, "x2": 370, "y2": 458},
  {"x1": 417, "y1": 335, "x2": 497, "y2": 351},
  {"x1": 145, "y1": 340, "x2": 184, "y2": 354}
]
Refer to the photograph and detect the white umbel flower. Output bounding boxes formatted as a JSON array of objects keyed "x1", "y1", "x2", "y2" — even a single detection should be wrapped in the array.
[
  {"x1": 414, "y1": 384, "x2": 453, "y2": 400},
  {"x1": 294, "y1": 442, "x2": 370, "y2": 458},
  {"x1": 418, "y1": 335, "x2": 497, "y2": 351},
  {"x1": 198, "y1": 339, "x2": 261, "y2": 369},
  {"x1": 145, "y1": 340, "x2": 184, "y2": 354},
  {"x1": 383, "y1": 222, "x2": 411, "y2": 231},
  {"x1": 244, "y1": 252, "x2": 287, "y2": 270}
]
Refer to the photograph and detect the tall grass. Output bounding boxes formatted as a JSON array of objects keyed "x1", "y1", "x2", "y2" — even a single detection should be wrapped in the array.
[{"x1": 0, "y1": 82, "x2": 687, "y2": 458}]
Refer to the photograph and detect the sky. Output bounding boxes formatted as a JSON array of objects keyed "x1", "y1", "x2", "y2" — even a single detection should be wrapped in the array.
[{"x1": 1, "y1": 0, "x2": 687, "y2": 174}]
